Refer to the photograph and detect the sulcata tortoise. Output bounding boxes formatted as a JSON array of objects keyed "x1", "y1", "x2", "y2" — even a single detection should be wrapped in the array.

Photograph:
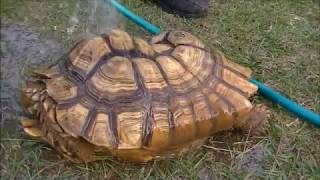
[{"x1": 21, "y1": 29, "x2": 268, "y2": 163}]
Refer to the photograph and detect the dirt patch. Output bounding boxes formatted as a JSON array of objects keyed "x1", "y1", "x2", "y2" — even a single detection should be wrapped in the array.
[
  {"x1": 232, "y1": 144, "x2": 268, "y2": 176},
  {"x1": 0, "y1": 22, "x2": 62, "y2": 133}
]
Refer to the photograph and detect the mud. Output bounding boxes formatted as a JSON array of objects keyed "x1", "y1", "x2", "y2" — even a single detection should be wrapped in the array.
[{"x1": 0, "y1": 22, "x2": 63, "y2": 133}]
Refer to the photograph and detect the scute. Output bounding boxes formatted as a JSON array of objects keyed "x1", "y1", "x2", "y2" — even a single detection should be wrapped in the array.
[
  {"x1": 152, "y1": 43, "x2": 173, "y2": 54},
  {"x1": 148, "y1": 102, "x2": 170, "y2": 150},
  {"x1": 56, "y1": 103, "x2": 89, "y2": 137},
  {"x1": 218, "y1": 53, "x2": 257, "y2": 97},
  {"x1": 171, "y1": 45, "x2": 213, "y2": 83},
  {"x1": 108, "y1": 29, "x2": 134, "y2": 51},
  {"x1": 86, "y1": 112, "x2": 114, "y2": 147},
  {"x1": 46, "y1": 75, "x2": 77, "y2": 102},
  {"x1": 213, "y1": 81, "x2": 253, "y2": 120},
  {"x1": 88, "y1": 56, "x2": 138, "y2": 100},
  {"x1": 218, "y1": 50, "x2": 252, "y2": 78},
  {"x1": 133, "y1": 58, "x2": 168, "y2": 92},
  {"x1": 201, "y1": 77, "x2": 234, "y2": 131},
  {"x1": 222, "y1": 68, "x2": 257, "y2": 97},
  {"x1": 117, "y1": 110, "x2": 144, "y2": 149},
  {"x1": 68, "y1": 36, "x2": 111, "y2": 77},
  {"x1": 190, "y1": 91, "x2": 215, "y2": 138},
  {"x1": 156, "y1": 55, "x2": 200, "y2": 94},
  {"x1": 169, "y1": 96, "x2": 196, "y2": 145},
  {"x1": 134, "y1": 37, "x2": 155, "y2": 56}
]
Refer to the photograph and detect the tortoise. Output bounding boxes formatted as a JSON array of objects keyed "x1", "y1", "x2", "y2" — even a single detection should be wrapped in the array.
[{"x1": 21, "y1": 29, "x2": 268, "y2": 163}]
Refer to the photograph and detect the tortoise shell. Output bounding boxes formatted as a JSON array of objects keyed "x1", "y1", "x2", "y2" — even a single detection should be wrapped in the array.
[{"x1": 21, "y1": 29, "x2": 261, "y2": 163}]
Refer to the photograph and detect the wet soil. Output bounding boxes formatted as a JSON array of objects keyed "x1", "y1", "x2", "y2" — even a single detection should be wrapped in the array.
[{"x1": 1, "y1": 22, "x2": 63, "y2": 133}]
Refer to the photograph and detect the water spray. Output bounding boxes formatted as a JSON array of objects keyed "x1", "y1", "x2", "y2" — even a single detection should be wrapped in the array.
[{"x1": 105, "y1": 0, "x2": 320, "y2": 127}]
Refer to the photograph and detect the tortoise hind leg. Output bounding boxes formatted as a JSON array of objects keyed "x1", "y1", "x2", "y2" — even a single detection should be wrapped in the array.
[
  {"x1": 234, "y1": 105, "x2": 270, "y2": 135},
  {"x1": 40, "y1": 120, "x2": 96, "y2": 163},
  {"x1": 22, "y1": 111, "x2": 95, "y2": 163},
  {"x1": 57, "y1": 135, "x2": 96, "y2": 163}
]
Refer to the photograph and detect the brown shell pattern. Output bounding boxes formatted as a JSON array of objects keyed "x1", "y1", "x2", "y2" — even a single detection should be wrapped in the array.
[{"x1": 48, "y1": 29, "x2": 258, "y2": 151}]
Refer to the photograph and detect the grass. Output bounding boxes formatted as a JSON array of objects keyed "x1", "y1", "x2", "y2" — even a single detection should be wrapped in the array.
[{"x1": 1, "y1": 0, "x2": 320, "y2": 179}]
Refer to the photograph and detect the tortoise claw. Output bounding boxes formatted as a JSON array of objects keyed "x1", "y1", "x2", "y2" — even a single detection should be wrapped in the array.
[
  {"x1": 21, "y1": 118, "x2": 38, "y2": 127},
  {"x1": 23, "y1": 127, "x2": 44, "y2": 137},
  {"x1": 21, "y1": 118, "x2": 43, "y2": 137}
]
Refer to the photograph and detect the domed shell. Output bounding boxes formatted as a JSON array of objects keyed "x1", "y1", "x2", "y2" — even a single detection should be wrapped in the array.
[{"x1": 46, "y1": 29, "x2": 258, "y2": 160}]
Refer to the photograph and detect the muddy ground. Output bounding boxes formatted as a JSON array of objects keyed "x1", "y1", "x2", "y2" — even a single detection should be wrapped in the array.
[{"x1": 1, "y1": 22, "x2": 63, "y2": 133}]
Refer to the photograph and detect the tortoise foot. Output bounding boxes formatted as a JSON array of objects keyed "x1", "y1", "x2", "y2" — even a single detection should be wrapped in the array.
[{"x1": 237, "y1": 105, "x2": 270, "y2": 135}]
